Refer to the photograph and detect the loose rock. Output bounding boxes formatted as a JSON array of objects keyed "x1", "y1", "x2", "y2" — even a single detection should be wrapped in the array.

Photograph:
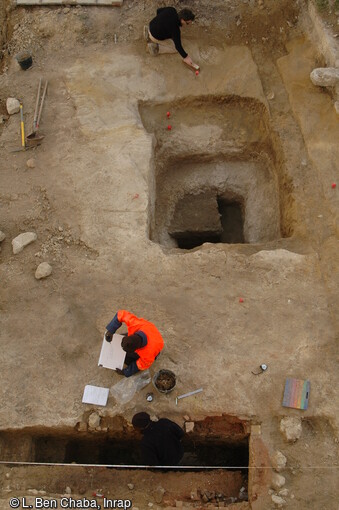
[
  {"x1": 77, "y1": 422, "x2": 87, "y2": 432},
  {"x1": 35, "y1": 262, "x2": 52, "y2": 280},
  {"x1": 185, "y1": 421, "x2": 194, "y2": 433},
  {"x1": 0, "y1": 231, "x2": 6, "y2": 242},
  {"x1": 12, "y1": 232, "x2": 37, "y2": 254},
  {"x1": 6, "y1": 98, "x2": 20, "y2": 115},
  {"x1": 88, "y1": 412, "x2": 100, "y2": 429},
  {"x1": 280, "y1": 416, "x2": 302, "y2": 442},
  {"x1": 271, "y1": 494, "x2": 286, "y2": 507},
  {"x1": 190, "y1": 489, "x2": 200, "y2": 501},
  {"x1": 65, "y1": 487, "x2": 71, "y2": 495},
  {"x1": 154, "y1": 485, "x2": 165, "y2": 504},
  {"x1": 334, "y1": 101, "x2": 339, "y2": 114},
  {"x1": 26, "y1": 158, "x2": 36, "y2": 169},
  {"x1": 271, "y1": 450, "x2": 287, "y2": 472},
  {"x1": 127, "y1": 484, "x2": 134, "y2": 490},
  {"x1": 310, "y1": 68, "x2": 339, "y2": 87},
  {"x1": 271, "y1": 472, "x2": 286, "y2": 490},
  {"x1": 279, "y1": 489, "x2": 289, "y2": 497}
]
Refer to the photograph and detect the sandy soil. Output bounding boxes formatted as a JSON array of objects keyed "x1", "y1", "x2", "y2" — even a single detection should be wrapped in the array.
[{"x1": 0, "y1": 0, "x2": 339, "y2": 508}]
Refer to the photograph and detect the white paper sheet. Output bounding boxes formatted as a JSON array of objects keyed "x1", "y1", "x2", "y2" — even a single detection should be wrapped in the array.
[
  {"x1": 98, "y1": 333, "x2": 126, "y2": 370},
  {"x1": 82, "y1": 385, "x2": 109, "y2": 406}
]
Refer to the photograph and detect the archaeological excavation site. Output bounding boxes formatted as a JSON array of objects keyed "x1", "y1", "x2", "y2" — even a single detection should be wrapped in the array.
[{"x1": 0, "y1": 0, "x2": 339, "y2": 508}]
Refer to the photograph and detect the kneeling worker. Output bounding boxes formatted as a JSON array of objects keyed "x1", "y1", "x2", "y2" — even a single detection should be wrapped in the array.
[
  {"x1": 146, "y1": 7, "x2": 199, "y2": 71},
  {"x1": 105, "y1": 310, "x2": 164, "y2": 378},
  {"x1": 132, "y1": 412, "x2": 185, "y2": 466}
]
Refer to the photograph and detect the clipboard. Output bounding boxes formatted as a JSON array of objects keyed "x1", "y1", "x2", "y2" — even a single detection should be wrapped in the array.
[{"x1": 98, "y1": 333, "x2": 126, "y2": 371}]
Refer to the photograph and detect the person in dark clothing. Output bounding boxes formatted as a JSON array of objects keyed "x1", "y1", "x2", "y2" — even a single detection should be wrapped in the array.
[
  {"x1": 132, "y1": 412, "x2": 185, "y2": 466},
  {"x1": 145, "y1": 7, "x2": 199, "y2": 71}
]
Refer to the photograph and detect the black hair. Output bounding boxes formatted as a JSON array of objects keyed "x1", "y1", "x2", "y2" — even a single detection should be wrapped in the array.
[
  {"x1": 121, "y1": 334, "x2": 142, "y2": 353},
  {"x1": 132, "y1": 412, "x2": 151, "y2": 430},
  {"x1": 178, "y1": 8, "x2": 195, "y2": 22}
]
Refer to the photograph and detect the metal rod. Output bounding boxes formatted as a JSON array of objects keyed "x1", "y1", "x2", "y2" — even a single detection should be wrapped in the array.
[
  {"x1": 33, "y1": 78, "x2": 42, "y2": 132},
  {"x1": 0, "y1": 460, "x2": 248, "y2": 469},
  {"x1": 0, "y1": 460, "x2": 334, "y2": 469},
  {"x1": 36, "y1": 80, "x2": 48, "y2": 129},
  {"x1": 177, "y1": 388, "x2": 203, "y2": 400}
]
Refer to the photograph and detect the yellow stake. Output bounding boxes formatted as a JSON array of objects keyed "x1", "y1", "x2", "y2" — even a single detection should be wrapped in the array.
[{"x1": 20, "y1": 103, "x2": 25, "y2": 148}]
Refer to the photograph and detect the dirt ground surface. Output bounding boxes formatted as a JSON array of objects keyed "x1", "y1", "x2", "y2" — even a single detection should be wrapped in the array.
[{"x1": 1, "y1": 0, "x2": 339, "y2": 509}]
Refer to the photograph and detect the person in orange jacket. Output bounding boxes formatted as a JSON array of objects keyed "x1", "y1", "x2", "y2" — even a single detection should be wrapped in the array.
[{"x1": 105, "y1": 310, "x2": 164, "y2": 377}]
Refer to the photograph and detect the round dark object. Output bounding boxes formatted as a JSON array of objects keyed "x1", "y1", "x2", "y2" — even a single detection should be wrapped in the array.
[
  {"x1": 153, "y1": 369, "x2": 176, "y2": 394},
  {"x1": 16, "y1": 51, "x2": 33, "y2": 70}
]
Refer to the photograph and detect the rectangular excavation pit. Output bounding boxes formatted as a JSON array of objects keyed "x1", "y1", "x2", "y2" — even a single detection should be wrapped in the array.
[
  {"x1": 139, "y1": 96, "x2": 295, "y2": 250},
  {"x1": 0, "y1": 429, "x2": 249, "y2": 469},
  {"x1": 152, "y1": 157, "x2": 282, "y2": 248},
  {"x1": 0, "y1": 417, "x2": 250, "y2": 505}
]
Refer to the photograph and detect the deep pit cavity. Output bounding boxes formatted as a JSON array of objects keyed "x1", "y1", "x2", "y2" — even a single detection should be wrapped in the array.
[{"x1": 139, "y1": 96, "x2": 295, "y2": 249}]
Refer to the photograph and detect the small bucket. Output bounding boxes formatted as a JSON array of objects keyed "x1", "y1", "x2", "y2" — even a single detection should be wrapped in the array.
[
  {"x1": 16, "y1": 51, "x2": 33, "y2": 70},
  {"x1": 153, "y1": 369, "x2": 176, "y2": 394}
]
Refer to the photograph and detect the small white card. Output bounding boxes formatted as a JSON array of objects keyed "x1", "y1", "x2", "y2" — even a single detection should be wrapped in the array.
[
  {"x1": 82, "y1": 385, "x2": 109, "y2": 406},
  {"x1": 98, "y1": 333, "x2": 126, "y2": 370}
]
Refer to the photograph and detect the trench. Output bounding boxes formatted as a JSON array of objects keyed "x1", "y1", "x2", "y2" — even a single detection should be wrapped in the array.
[
  {"x1": 0, "y1": 416, "x2": 251, "y2": 504},
  {"x1": 0, "y1": 430, "x2": 249, "y2": 469}
]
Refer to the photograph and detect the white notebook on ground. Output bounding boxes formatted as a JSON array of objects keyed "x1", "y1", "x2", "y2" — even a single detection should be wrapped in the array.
[
  {"x1": 98, "y1": 333, "x2": 126, "y2": 370},
  {"x1": 82, "y1": 385, "x2": 109, "y2": 406}
]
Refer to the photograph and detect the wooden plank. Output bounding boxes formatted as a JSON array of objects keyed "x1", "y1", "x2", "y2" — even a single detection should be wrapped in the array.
[{"x1": 15, "y1": 0, "x2": 123, "y2": 5}]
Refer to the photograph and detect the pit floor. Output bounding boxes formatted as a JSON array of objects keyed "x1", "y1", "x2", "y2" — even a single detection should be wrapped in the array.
[{"x1": 0, "y1": 0, "x2": 339, "y2": 509}]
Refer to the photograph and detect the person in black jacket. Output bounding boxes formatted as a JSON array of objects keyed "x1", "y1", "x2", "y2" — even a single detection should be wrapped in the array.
[
  {"x1": 145, "y1": 7, "x2": 199, "y2": 70},
  {"x1": 132, "y1": 412, "x2": 185, "y2": 466}
]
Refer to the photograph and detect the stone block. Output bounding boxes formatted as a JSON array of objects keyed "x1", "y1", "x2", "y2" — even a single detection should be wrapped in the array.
[
  {"x1": 6, "y1": 98, "x2": 20, "y2": 115},
  {"x1": 271, "y1": 450, "x2": 287, "y2": 472},
  {"x1": 271, "y1": 472, "x2": 286, "y2": 490},
  {"x1": 12, "y1": 232, "x2": 37, "y2": 254},
  {"x1": 310, "y1": 67, "x2": 339, "y2": 87},
  {"x1": 185, "y1": 422, "x2": 194, "y2": 433},
  {"x1": 271, "y1": 494, "x2": 286, "y2": 507},
  {"x1": 168, "y1": 192, "x2": 222, "y2": 238},
  {"x1": 280, "y1": 416, "x2": 302, "y2": 442},
  {"x1": 88, "y1": 412, "x2": 100, "y2": 429},
  {"x1": 35, "y1": 262, "x2": 52, "y2": 280}
]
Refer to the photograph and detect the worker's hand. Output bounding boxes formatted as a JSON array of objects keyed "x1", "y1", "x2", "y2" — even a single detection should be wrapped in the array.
[
  {"x1": 183, "y1": 55, "x2": 199, "y2": 70},
  {"x1": 105, "y1": 331, "x2": 113, "y2": 343},
  {"x1": 115, "y1": 368, "x2": 125, "y2": 376}
]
